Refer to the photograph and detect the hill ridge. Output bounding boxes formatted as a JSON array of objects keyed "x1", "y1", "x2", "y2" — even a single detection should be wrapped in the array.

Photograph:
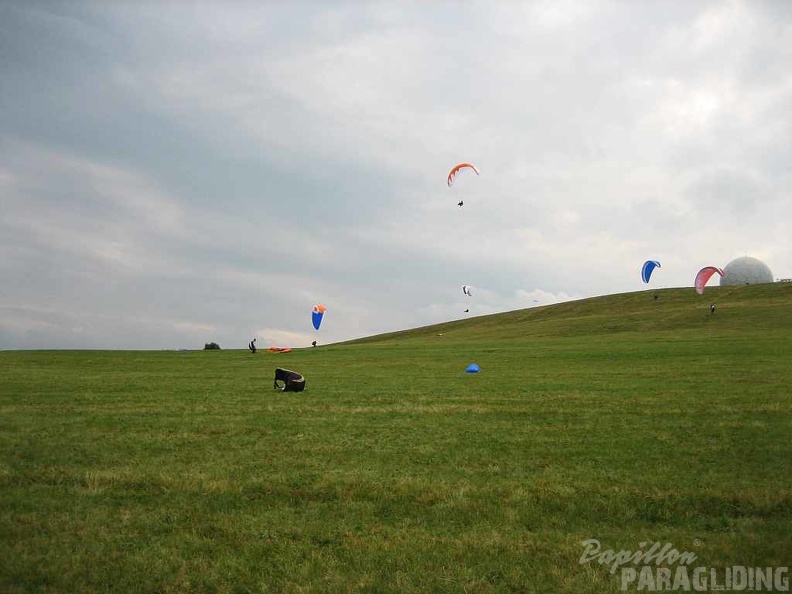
[{"x1": 341, "y1": 282, "x2": 792, "y2": 345}]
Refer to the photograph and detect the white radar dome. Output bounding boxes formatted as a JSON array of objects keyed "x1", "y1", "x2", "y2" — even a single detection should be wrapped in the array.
[{"x1": 720, "y1": 256, "x2": 773, "y2": 286}]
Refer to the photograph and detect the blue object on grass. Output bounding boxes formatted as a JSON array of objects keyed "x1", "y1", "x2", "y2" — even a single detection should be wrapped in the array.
[{"x1": 465, "y1": 363, "x2": 480, "y2": 373}]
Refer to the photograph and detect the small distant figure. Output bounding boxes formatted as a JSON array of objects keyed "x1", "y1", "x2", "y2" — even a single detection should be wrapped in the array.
[
  {"x1": 311, "y1": 340, "x2": 317, "y2": 347},
  {"x1": 654, "y1": 293, "x2": 659, "y2": 300},
  {"x1": 457, "y1": 201, "x2": 463, "y2": 207},
  {"x1": 248, "y1": 338, "x2": 257, "y2": 353},
  {"x1": 710, "y1": 303, "x2": 716, "y2": 314},
  {"x1": 464, "y1": 308, "x2": 469, "y2": 313}
]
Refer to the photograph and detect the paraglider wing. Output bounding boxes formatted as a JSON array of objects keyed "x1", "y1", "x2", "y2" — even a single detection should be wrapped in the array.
[
  {"x1": 447, "y1": 162, "x2": 479, "y2": 187},
  {"x1": 641, "y1": 260, "x2": 661, "y2": 284},
  {"x1": 694, "y1": 267, "x2": 725, "y2": 295},
  {"x1": 311, "y1": 304, "x2": 327, "y2": 330},
  {"x1": 462, "y1": 284, "x2": 473, "y2": 296}
]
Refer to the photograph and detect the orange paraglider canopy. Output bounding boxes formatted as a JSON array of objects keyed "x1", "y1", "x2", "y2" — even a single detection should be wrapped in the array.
[{"x1": 447, "y1": 162, "x2": 479, "y2": 187}]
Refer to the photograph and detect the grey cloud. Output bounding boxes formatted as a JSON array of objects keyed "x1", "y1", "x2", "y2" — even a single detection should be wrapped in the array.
[{"x1": 1, "y1": 1, "x2": 790, "y2": 349}]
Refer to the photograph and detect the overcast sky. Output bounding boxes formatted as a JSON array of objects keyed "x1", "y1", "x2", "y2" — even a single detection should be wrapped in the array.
[{"x1": 1, "y1": 1, "x2": 790, "y2": 350}]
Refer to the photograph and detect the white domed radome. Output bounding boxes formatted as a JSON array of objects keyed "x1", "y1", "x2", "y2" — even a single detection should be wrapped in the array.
[{"x1": 720, "y1": 256, "x2": 774, "y2": 286}]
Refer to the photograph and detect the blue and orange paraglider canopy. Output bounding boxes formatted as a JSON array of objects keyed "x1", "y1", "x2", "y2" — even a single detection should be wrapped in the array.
[{"x1": 312, "y1": 304, "x2": 327, "y2": 330}]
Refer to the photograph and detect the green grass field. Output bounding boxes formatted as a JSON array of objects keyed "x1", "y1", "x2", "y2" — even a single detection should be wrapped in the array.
[{"x1": 1, "y1": 284, "x2": 791, "y2": 593}]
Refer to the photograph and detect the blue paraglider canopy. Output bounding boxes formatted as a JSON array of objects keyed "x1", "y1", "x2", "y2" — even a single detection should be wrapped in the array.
[
  {"x1": 311, "y1": 304, "x2": 327, "y2": 330},
  {"x1": 641, "y1": 260, "x2": 661, "y2": 284},
  {"x1": 465, "y1": 363, "x2": 480, "y2": 373}
]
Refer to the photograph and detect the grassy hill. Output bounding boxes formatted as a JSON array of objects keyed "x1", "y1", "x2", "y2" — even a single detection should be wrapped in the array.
[
  {"x1": 1, "y1": 283, "x2": 790, "y2": 593},
  {"x1": 346, "y1": 282, "x2": 792, "y2": 343}
]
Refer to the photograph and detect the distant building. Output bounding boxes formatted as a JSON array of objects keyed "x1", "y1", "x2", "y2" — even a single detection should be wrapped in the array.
[{"x1": 719, "y1": 256, "x2": 774, "y2": 286}]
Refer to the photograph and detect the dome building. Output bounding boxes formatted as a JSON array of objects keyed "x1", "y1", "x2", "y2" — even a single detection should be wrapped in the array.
[{"x1": 720, "y1": 256, "x2": 774, "y2": 286}]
